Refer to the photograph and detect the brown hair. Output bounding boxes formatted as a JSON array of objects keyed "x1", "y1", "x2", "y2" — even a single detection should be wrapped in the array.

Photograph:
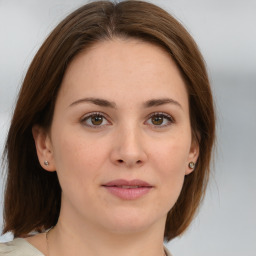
[{"x1": 2, "y1": 0, "x2": 215, "y2": 241}]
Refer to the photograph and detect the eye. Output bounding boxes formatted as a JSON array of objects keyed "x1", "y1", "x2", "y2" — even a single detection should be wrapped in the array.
[
  {"x1": 81, "y1": 112, "x2": 111, "y2": 128},
  {"x1": 145, "y1": 112, "x2": 174, "y2": 128}
]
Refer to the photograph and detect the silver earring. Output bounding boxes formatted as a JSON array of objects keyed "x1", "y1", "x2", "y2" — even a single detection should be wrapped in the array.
[
  {"x1": 188, "y1": 162, "x2": 195, "y2": 169},
  {"x1": 44, "y1": 160, "x2": 49, "y2": 166}
]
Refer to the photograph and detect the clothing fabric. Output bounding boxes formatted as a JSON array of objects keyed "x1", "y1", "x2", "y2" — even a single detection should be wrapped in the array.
[
  {"x1": 0, "y1": 238, "x2": 172, "y2": 256},
  {"x1": 0, "y1": 238, "x2": 44, "y2": 256}
]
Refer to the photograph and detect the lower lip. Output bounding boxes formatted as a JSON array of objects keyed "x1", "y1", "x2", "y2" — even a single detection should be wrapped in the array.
[{"x1": 103, "y1": 186, "x2": 152, "y2": 200}]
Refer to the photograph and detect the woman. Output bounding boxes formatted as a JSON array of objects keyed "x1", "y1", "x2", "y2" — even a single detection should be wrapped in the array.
[{"x1": 0, "y1": 1, "x2": 215, "y2": 255}]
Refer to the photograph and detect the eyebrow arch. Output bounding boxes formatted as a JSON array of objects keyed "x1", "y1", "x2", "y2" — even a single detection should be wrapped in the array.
[
  {"x1": 144, "y1": 98, "x2": 183, "y2": 109},
  {"x1": 69, "y1": 97, "x2": 116, "y2": 108},
  {"x1": 69, "y1": 97, "x2": 182, "y2": 110}
]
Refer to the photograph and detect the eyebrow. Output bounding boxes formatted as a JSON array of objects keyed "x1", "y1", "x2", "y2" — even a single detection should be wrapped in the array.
[
  {"x1": 143, "y1": 98, "x2": 183, "y2": 109},
  {"x1": 69, "y1": 97, "x2": 116, "y2": 108},
  {"x1": 69, "y1": 97, "x2": 182, "y2": 109}
]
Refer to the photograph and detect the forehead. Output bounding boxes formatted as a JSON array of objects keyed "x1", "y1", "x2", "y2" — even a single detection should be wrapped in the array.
[{"x1": 58, "y1": 38, "x2": 188, "y2": 108}]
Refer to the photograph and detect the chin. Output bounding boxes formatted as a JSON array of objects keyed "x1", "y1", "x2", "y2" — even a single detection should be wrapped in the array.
[{"x1": 101, "y1": 209, "x2": 166, "y2": 235}]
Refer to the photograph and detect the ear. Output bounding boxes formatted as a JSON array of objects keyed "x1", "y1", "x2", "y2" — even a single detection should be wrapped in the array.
[
  {"x1": 185, "y1": 136, "x2": 200, "y2": 175},
  {"x1": 32, "y1": 125, "x2": 56, "y2": 172}
]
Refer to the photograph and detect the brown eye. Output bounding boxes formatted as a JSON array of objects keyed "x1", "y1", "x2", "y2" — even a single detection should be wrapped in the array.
[
  {"x1": 151, "y1": 115, "x2": 164, "y2": 125},
  {"x1": 145, "y1": 113, "x2": 174, "y2": 128},
  {"x1": 81, "y1": 112, "x2": 110, "y2": 128},
  {"x1": 91, "y1": 115, "x2": 103, "y2": 125}
]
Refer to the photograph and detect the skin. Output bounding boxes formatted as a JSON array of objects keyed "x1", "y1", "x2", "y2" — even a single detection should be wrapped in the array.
[{"x1": 30, "y1": 38, "x2": 199, "y2": 256}]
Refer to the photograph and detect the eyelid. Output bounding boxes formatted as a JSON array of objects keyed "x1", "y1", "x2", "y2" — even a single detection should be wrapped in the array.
[
  {"x1": 145, "y1": 112, "x2": 175, "y2": 127},
  {"x1": 80, "y1": 111, "x2": 112, "y2": 127},
  {"x1": 146, "y1": 112, "x2": 174, "y2": 120},
  {"x1": 80, "y1": 111, "x2": 174, "y2": 129}
]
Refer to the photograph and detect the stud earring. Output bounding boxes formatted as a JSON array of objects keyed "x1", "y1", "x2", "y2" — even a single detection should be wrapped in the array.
[
  {"x1": 188, "y1": 162, "x2": 195, "y2": 169},
  {"x1": 44, "y1": 160, "x2": 49, "y2": 166}
]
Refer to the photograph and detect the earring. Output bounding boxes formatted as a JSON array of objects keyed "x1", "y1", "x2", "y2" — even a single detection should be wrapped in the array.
[
  {"x1": 44, "y1": 160, "x2": 49, "y2": 166},
  {"x1": 188, "y1": 162, "x2": 195, "y2": 169}
]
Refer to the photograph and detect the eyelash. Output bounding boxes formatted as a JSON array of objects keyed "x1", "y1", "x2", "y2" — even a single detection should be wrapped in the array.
[
  {"x1": 145, "y1": 112, "x2": 174, "y2": 128},
  {"x1": 80, "y1": 112, "x2": 111, "y2": 128},
  {"x1": 80, "y1": 112, "x2": 174, "y2": 128}
]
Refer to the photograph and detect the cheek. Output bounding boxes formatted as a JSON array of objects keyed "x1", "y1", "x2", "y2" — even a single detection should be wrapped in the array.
[
  {"x1": 152, "y1": 136, "x2": 191, "y2": 175},
  {"x1": 51, "y1": 132, "x2": 110, "y2": 210},
  {"x1": 150, "y1": 136, "x2": 191, "y2": 203},
  {"x1": 51, "y1": 130, "x2": 108, "y2": 186}
]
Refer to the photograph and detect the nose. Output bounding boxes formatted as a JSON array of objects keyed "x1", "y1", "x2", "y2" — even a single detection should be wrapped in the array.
[{"x1": 110, "y1": 126, "x2": 147, "y2": 168}]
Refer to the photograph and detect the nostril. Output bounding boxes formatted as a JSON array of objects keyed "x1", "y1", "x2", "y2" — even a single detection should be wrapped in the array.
[{"x1": 115, "y1": 159, "x2": 144, "y2": 166}]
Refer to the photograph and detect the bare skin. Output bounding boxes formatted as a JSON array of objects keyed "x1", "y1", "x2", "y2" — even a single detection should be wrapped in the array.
[{"x1": 28, "y1": 38, "x2": 199, "y2": 256}]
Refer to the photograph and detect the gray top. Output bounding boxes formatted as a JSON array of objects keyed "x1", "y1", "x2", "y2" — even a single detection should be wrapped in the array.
[
  {"x1": 0, "y1": 238, "x2": 44, "y2": 256},
  {"x1": 0, "y1": 238, "x2": 172, "y2": 256}
]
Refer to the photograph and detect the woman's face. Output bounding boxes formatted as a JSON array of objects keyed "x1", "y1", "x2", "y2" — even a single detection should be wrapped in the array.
[{"x1": 35, "y1": 38, "x2": 199, "y2": 234}]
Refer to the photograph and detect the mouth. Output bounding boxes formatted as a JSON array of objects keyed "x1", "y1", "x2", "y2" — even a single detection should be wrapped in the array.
[
  {"x1": 110, "y1": 185, "x2": 145, "y2": 188},
  {"x1": 102, "y1": 179, "x2": 153, "y2": 200}
]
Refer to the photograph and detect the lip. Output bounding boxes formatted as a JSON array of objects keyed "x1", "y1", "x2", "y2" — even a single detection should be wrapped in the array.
[{"x1": 102, "y1": 179, "x2": 153, "y2": 200}]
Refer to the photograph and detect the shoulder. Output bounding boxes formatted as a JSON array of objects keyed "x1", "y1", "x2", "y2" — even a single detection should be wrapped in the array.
[
  {"x1": 0, "y1": 238, "x2": 44, "y2": 256},
  {"x1": 164, "y1": 245, "x2": 173, "y2": 256}
]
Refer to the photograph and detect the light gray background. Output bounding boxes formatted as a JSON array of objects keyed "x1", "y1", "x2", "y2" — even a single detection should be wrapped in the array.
[{"x1": 0, "y1": 0, "x2": 255, "y2": 255}]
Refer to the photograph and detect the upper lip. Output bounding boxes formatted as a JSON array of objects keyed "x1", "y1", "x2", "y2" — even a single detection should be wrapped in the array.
[{"x1": 102, "y1": 179, "x2": 153, "y2": 187}]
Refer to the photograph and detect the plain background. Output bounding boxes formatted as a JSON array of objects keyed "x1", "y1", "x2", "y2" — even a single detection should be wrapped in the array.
[{"x1": 0, "y1": 0, "x2": 255, "y2": 255}]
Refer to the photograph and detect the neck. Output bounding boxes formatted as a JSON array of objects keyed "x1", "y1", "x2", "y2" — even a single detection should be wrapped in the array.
[{"x1": 48, "y1": 215, "x2": 167, "y2": 256}]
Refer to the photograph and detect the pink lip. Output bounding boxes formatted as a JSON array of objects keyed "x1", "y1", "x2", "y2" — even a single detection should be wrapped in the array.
[
  {"x1": 102, "y1": 179, "x2": 153, "y2": 200},
  {"x1": 104, "y1": 179, "x2": 152, "y2": 187},
  {"x1": 103, "y1": 180, "x2": 153, "y2": 200}
]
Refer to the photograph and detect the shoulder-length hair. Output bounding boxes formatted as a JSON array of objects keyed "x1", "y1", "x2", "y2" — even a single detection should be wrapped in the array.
[{"x1": 2, "y1": 0, "x2": 215, "y2": 241}]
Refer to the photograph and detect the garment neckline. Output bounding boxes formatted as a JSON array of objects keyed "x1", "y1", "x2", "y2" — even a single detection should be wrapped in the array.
[
  {"x1": 13, "y1": 238, "x2": 45, "y2": 255},
  {"x1": 12, "y1": 237, "x2": 172, "y2": 256}
]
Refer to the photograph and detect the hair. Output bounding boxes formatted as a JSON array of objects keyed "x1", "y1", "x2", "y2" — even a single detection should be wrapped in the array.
[{"x1": 2, "y1": 0, "x2": 215, "y2": 241}]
